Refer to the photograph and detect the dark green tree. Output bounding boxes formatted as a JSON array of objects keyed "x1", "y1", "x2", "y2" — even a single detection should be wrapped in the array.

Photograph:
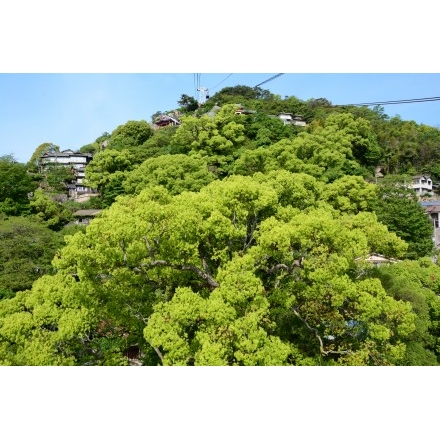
[
  {"x1": 26, "y1": 143, "x2": 60, "y2": 172},
  {"x1": 177, "y1": 94, "x2": 199, "y2": 112},
  {"x1": 141, "y1": 125, "x2": 179, "y2": 157},
  {"x1": 241, "y1": 113, "x2": 297, "y2": 147},
  {"x1": 0, "y1": 155, "x2": 36, "y2": 215},
  {"x1": 0, "y1": 216, "x2": 63, "y2": 295},
  {"x1": 108, "y1": 120, "x2": 154, "y2": 150},
  {"x1": 41, "y1": 163, "x2": 74, "y2": 192},
  {"x1": 372, "y1": 176, "x2": 434, "y2": 259},
  {"x1": 30, "y1": 189, "x2": 74, "y2": 231},
  {"x1": 374, "y1": 259, "x2": 440, "y2": 365},
  {"x1": 151, "y1": 111, "x2": 162, "y2": 123}
]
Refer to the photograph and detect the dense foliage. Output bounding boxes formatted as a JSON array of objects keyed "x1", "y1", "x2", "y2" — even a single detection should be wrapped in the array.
[
  {"x1": 0, "y1": 155, "x2": 36, "y2": 216},
  {"x1": 2, "y1": 86, "x2": 440, "y2": 365},
  {"x1": 0, "y1": 216, "x2": 64, "y2": 297}
]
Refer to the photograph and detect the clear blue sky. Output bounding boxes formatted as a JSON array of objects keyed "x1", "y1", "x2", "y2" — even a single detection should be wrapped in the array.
[{"x1": 1, "y1": 73, "x2": 439, "y2": 164}]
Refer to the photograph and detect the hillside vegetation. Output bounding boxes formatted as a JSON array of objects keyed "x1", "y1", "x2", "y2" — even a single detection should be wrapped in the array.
[{"x1": 2, "y1": 85, "x2": 440, "y2": 366}]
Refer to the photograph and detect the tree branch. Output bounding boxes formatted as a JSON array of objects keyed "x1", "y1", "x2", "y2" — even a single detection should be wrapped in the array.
[
  {"x1": 120, "y1": 239, "x2": 128, "y2": 265},
  {"x1": 138, "y1": 260, "x2": 219, "y2": 288},
  {"x1": 266, "y1": 263, "x2": 291, "y2": 274},
  {"x1": 125, "y1": 303, "x2": 149, "y2": 324},
  {"x1": 143, "y1": 235, "x2": 156, "y2": 261},
  {"x1": 263, "y1": 257, "x2": 304, "y2": 275},
  {"x1": 243, "y1": 213, "x2": 258, "y2": 252},
  {"x1": 198, "y1": 243, "x2": 213, "y2": 277},
  {"x1": 292, "y1": 308, "x2": 352, "y2": 356},
  {"x1": 153, "y1": 346, "x2": 164, "y2": 364}
]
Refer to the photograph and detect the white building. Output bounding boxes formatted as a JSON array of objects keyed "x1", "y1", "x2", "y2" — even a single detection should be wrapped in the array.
[
  {"x1": 277, "y1": 113, "x2": 307, "y2": 126},
  {"x1": 39, "y1": 149, "x2": 92, "y2": 170},
  {"x1": 412, "y1": 175, "x2": 433, "y2": 195},
  {"x1": 39, "y1": 149, "x2": 97, "y2": 199}
]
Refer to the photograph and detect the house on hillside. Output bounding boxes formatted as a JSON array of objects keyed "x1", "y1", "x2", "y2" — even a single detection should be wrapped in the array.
[
  {"x1": 39, "y1": 149, "x2": 93, "y2": 172},
  {"x1": 151, "y1": 113, "x2": 181, "y2": 129},
  {"x1": 422, "y1": 202, "x2": 440, "y2": 248},
  {"x1": 234, "y1": 105, "x2": 256, "y2": 115},
  {"x1": 364, "y1": 253, "x2": 401, "y2": 266},
  {"x1": 291, "y1": 115, "x2": 307, "y2": 126},
  {"x1": 73, "y1": 209, "x2": 102, "y2": 225},
  {"x1": 420, "y1": 201, "x2": 440, "y2": 248},
  {"x1": 278, "y1": 113, "x2": 307, "y2": 126},
  {"x1": 412, "y1": 175, "x2": 433, "y2": 195},
  {"x1": 39, "y1": 149, "x2": 97, "y2": 200},
  {"x1": 423, "y1": 203, "x2": 440, "y2": 228}
]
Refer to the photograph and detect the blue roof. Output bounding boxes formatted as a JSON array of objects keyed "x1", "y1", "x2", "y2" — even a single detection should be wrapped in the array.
[{"x1": 420, "y1": 201, "x2": 440, "y2": 206}]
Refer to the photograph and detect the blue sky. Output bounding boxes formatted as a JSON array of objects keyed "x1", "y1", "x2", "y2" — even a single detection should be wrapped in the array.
[{"x1": 1, "y1": 73, "x2": 439, "y2": 164}]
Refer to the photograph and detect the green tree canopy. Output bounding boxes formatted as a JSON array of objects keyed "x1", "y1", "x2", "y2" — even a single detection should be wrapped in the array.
[
  {"x1": 26, "y1": 143, "x2": 60, "y2": 172},
  {"x1": 141, "y1": 125, "x2": 179, "y2": 157},
  {"x1": 0, "y1": 155, "x2": 36, "y2": 216},
  {"x1": 0, "y1": 173, "x2": 416, "y2": 365},
  {"x1": 85, "y1": 148, "x2": 136, "y2": 191},
  {"x1": 374, "y1": 259, "x2": 440, "y2": 365},
  {"x1": 170, "y1": 105, "x2": 247, "y2": 175},
  {"x1": 372, "y1": 176, "x2": 434, "y2": 259},
  {"x1": 123, "y1": 154, "x2": 217, "y2": 195},
  {"x1": 108, "y1": 120, "x2": 154, "y2": 150},
  {"x1": 40, "y1": 163, "x2": 74, "y2": 192},
  {"x1": 30, "y1": 189, "x2": 74, "y2": 230},
  {"x1": 4, "y1": 85, "x2": 440, "y2": 366},
  {"x1": 177, "y1": 94, "x2": 199, "y2": 113},
  {"x1": 232, "y1": 113, "x2": 380, "y2": 181},
  {"x1": 0, "y1": 216, "x2": 63, "y2": 295}
]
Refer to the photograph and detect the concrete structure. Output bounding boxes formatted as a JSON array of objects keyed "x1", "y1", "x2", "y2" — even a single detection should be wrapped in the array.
[
  {"x1": 412, "y1": 175, "x2": 433, "y2": 195},
  {"x1": 420, "y1": 200, "x2": 440, "y2": 248},
  {"x1": 277, "y1": 113, "x2": 307, "y2": 126}
]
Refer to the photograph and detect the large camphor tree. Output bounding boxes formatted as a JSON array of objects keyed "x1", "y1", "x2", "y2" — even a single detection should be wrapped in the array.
[{"x1": 0, "y1": 173, "x2": 416, "y2": 366}]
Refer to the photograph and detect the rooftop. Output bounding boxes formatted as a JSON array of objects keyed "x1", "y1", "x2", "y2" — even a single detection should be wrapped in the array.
[{"x1": 73, "y1": 209, "x2": 102, "y2": 217}]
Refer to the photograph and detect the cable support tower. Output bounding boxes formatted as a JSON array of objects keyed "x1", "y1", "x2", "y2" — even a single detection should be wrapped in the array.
[
  {"x1": 197, "y1": 87, "x2": 209, "y2": 106},
  {"x1": 194, "y1": 73, "x2": 210, "y2": 106}
]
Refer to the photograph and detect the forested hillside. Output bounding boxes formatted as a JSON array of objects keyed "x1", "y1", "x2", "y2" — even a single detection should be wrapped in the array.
[{"x1": 2, "y1": 85, "x2": 440, "y2": 366}]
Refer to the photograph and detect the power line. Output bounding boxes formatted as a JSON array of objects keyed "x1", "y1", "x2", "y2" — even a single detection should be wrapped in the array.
[
  {"x1": 208, "y1": 74, "x2": 233, "y2": 92},
  {"x1": 336, "y1": 96, "x2": 440, "y2": 107},
  {"x1": 254, "y1": 73, "x2": 284, "y2": 88}
]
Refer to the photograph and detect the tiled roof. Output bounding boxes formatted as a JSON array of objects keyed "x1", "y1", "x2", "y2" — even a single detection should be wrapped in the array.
[
  {"x1": 425, "y1": 205, "x2": 440, "y2": 214},
  {"x1": 73, "y1": 209, "x2": 102, "y2": 217},
  {"x1": 154, "y1": 114, "x2": 181, "y2": 124},
  {"x1": 41, "y1": 151, "x2": 92, "y2": 158}
]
